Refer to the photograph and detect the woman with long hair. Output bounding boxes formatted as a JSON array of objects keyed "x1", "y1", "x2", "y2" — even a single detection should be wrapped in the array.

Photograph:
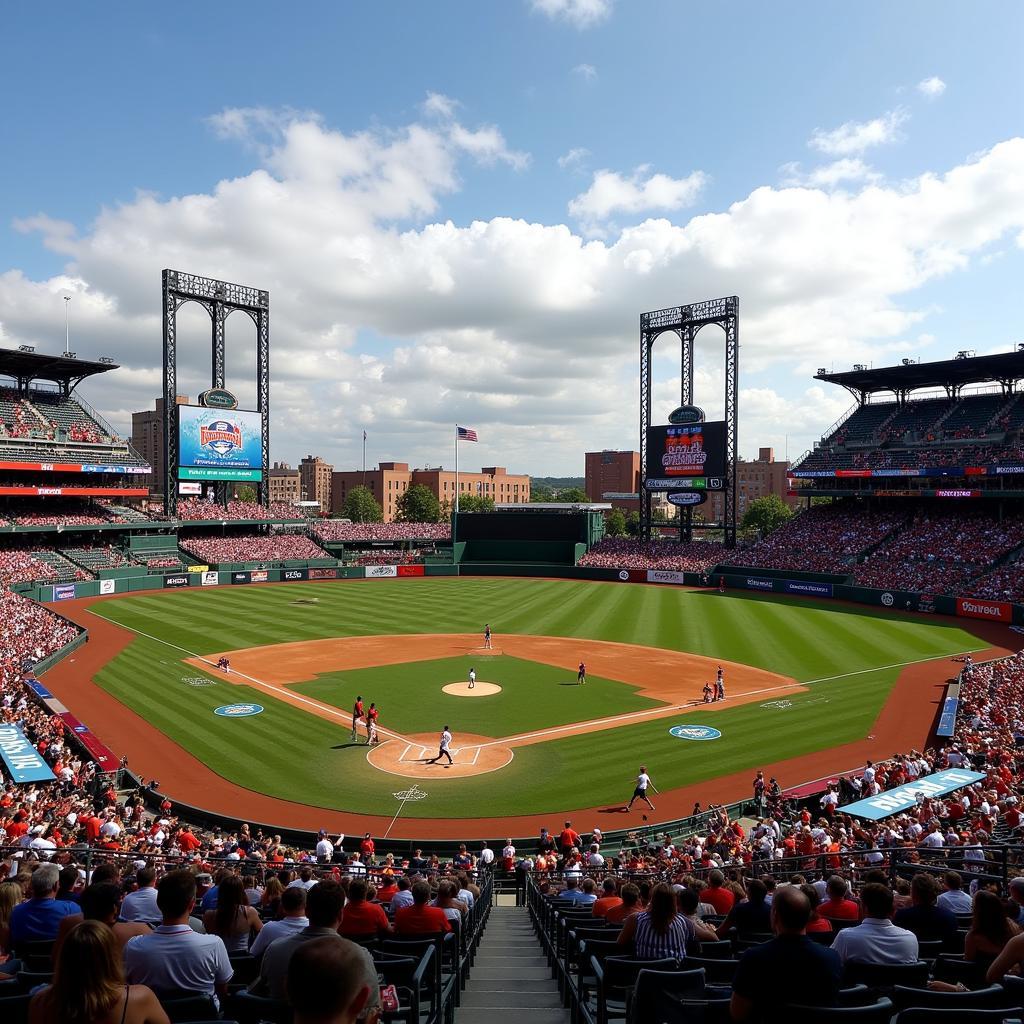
[
  {"x1": 966, "y1": 890, "x2": 1019, "y2": 967},
  {"x1": 203, "y1": 873, "x2": 262, "y2": 953},
  {"x1": 0, "y1": 879, "x2": 22, "y2": 961},
  {"x1": 617, "y1": 882, "x2": 698, "y2": 960},
  {"x1": 29, "y1": 919, "x2": 169, "y2": 1024},
  {"x1": 262, "y1": 875, "x2": 285, "y2": 919}
]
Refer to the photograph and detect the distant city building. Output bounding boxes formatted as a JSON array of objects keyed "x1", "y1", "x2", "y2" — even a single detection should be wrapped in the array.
[
  {"x1": 706, "y1": 447, "x2": 796, "y2": 522},
  {"x1": 300, "y1": 455, "x2": 334, "y2": 512},
  {"x1": 268, "y1": 461, "x2": 300, "y2": 504},
  {"x1": 130, "y1": 395, "x2": 189, "y2": 499},
  {"x1": 585, "y1": 450, "x2": 641, "y2": 512},
  {"x1": 332, "y1": 463, "x2": 530, "y2": 522}
]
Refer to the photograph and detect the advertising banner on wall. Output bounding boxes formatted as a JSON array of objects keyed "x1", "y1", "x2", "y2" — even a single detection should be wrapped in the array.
[
  {"x1": 365, "y1": 565, "x2": 398, "y2": 578},
  {"x1": 53, "y1": 584, "x2": 76, "y2": 600},
  {"x1": 956, "y1": 597, "x2": 1012, "y2": 622},
  {"x1": 187, "y1": 565, "x2": 209, "y2": 573},
  {"x1": 783, "y1": 580, "x2": 834, "y2": 598},
  {"x1": 282, "y1": 568, "x2": 308, "y2": 582},
  {"x1": 397, "y1": 565, "x2": 425, "y2": 577},
  {"x1": 250, "y1": 570, "x2": 269, "y2": 583},
  {"x1": 232, "y1": 572, "x2": 251, "y2": 585},
  {"x1": 0, "y1": 723, "x2": 56, "y2": 783},
  {"x1": 201, "y1": 571, "x2": 219, "y2": 587},
  {"x1": 745, "y1": 577, "x2": 775, "y2": 591},
  {"x1": 99, "y1": 579, "x2": 116, "y2": 595},
  {"x1": 57, "y1": 713, "x2": 119, "y2": 771},
  {"x1": 309, "y1": 568, "x2": 339, "y2": 580},
  {"x1": 841, "y1": 768, "x2": 986, "y2": 820},
  {"x1": 647, "y1": 569, "x2": 686, "y2": 585},
  {"x1": 163, "y1": 574, "x2": 190, "y2": 588}
]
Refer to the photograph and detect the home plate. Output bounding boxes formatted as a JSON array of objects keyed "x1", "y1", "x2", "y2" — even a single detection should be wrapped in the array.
[{"x1": 442, "y1": 681, "x2": 502, "y2": 697}]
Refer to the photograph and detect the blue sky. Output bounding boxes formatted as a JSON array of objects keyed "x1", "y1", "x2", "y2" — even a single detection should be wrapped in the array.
[{"x1": 2, "y1": 1, "x2": 1023, "y2": 474}]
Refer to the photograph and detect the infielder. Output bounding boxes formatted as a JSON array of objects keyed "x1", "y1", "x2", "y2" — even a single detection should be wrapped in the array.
[
  {"x1": 577, "y1": 661, "x2": 586, "y2": 685},
  {"x1": 483, "y1": 624, "x2": 492, "y2": 649}
]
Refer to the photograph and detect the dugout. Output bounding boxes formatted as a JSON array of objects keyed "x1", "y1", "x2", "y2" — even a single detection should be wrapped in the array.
[{"x1": 453, "y1": 507, "x2": 604, "y2": 564}]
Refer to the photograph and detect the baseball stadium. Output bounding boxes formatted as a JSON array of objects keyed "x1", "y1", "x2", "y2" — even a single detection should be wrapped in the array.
[{"x1": 2, "y1": 271, "x2": 1024, "y2": 1019}]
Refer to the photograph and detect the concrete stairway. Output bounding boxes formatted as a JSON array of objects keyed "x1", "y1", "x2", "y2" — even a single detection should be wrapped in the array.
[{"x1": 456, "y1": 904, "x2": 568, "y2": 1024}]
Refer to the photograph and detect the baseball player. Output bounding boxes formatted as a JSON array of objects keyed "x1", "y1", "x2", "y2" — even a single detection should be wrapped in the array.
[
  {"x1": 483, "y1": 624, "x2": 492, "y2": 650},
  {"x1": 365, "y1": 702, "x2": 379, "y2": 743},
  {"x1": 577, "y1": 661, "x2": 586, "y2": 685},
  {"x1": 702, "y1": 682, "x2": 713, "y2": 704},
  {"x1": 367, "y1": 718, "x2": 379, "y2": 746},
  {"x1": 351, "y1": 695, "x2": 364, "y2": 742},
  {"x1": 430, "y1": 726, "x2": 454, "y2": 765},
  {"x1": 715, "y1": 668, "x2": 726, "y2": 702},
  {"x1": 468, "y1": 668, "x2": 476, "y2": 690},
  {"x1": 627, "y1": 765, "x2": 657, "y2": 812}
]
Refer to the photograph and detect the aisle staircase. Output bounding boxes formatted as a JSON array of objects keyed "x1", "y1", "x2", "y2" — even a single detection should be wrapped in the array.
[{"x1": 456, "y1": 905, "x2": 568, "y2": 1024}]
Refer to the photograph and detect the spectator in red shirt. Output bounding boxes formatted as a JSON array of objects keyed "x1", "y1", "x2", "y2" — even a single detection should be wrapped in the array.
[
  {"x1": 359, "y1": 833, "x2": 375, "y2": 863},
  {"x1": 338, "y1": 879, "x2": 391, "y2": 939},
  {"x1": 699, "y1": 870, "x2": 735, "y2": 915},
  {"x1": 818, "y1": 876, "x2": 861, "y2": 921},
  {"x1": 592, "y1": 878, "x2": 622, "y2": 919},
  {"x1": 558, "y1": 821, "x2": 581, "y2": 858},
  {"x1": 394, "y1": 881, "x2": 451, "y2": 935}
]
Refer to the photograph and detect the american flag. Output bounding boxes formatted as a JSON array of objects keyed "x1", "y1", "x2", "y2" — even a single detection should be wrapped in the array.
[{"x1": 456, "y1": 426, "x2": 478, "y2": 442}]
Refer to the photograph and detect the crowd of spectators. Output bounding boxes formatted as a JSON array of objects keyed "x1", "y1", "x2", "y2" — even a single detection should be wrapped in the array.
[
  {"x1": 312, "y1": 521, "x2": 451, "y2": 542},
  {"x1": 853, "y1": 509, "x2": 1024, "y2": 595},
  {"x1": 0, "y1": 548, "x2": 86, "y2": 587},
  {"x1": 175, "y1": 499, "x2": 303, "y2": 523},
  {"x1": 965, "y1": 553, "x2": 1024, "y2": 604},
  {"x1": 182, "y1": 534, "x2": 331, "y2": 564},
  {"x1": 577, "y1": 538, "x2": 722, "y2": 571},
  {"x1": 351, "y1": 550, "x2": 426, "y2": 566}
]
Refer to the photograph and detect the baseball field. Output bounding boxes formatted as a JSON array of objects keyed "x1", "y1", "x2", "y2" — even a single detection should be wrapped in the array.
[{"x1": 44, "y1": 576, "x2": 1007, "y2": 838}]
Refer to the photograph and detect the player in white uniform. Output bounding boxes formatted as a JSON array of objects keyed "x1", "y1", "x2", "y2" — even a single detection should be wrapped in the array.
[
  {"x1": 627, "y1": 765, "x2": 657, "y2": 812},
  {"x1": 431, "y1": 726, "x2": 454, "y2": 765},
  {"x1": 469, "y1": 668, "x2": 476, "y2": 690}
]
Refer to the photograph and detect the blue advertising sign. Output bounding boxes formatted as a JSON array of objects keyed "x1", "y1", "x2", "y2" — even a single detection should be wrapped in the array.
[
  {"x1": 53, "y1": 584, "x2": 76, "y2": 601},
  {"x1": 783, "y1": 580, "x2": 834, "y2": 598},
  {"x1": 214, "y1": 703, "x2": 264, "y2": 718},
  {"x1": 178, "y1": 405, "x2": 264, "y2": 478},
  {"x1": 841, "y1": 768, "x2": 986, "y2": 820},
  {"x1": 0, "y1": 723, "x2": 56, "y2": 783},
  {"x1": 669, "y1": 724, "x2": 722, "y2": 741},
  {"x1": 936, "y1": 695, "x2": 960, "y2": 738},
  {"x1": 26, "y1": 679, "x2": 54, "y2": 700}
]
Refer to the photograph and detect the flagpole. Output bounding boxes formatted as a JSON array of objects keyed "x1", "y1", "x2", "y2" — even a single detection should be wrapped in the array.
[
  {"x1": 453, "y1": 424, "x2": 459, "y2": 561},
  {"x1": 362, "y1": 431, "x2": 366, "y2": 490}
]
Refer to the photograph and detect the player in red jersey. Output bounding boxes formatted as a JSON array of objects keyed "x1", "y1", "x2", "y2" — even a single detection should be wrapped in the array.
[{"x1": 351, "y1": 695, "x2": 364, "y2": 742}]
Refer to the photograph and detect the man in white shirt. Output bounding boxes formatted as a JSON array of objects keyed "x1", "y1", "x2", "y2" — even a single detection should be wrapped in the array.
[
  {"x1": 315, "y1": 831, "x2": 334, "y2": 863},
  {"x1": 249, "y1": 886, "x2": 309, "y2": 958},
  {"x1": 830, "y1": 884, "x2": 919, "y2": 965},
  {"x1": 390, "y1": 876, "x2": 415, "y2": 913},
  {"x1": 936, "y1": 871, "x2": 973, "y2": 915},
  {"x1": 288, "y1": 866, "x2": 319, "y2": 890},
  {"x1": 124, "y1": 870, "x2": 233, "y2": 1006},
  {"x1": 920, "y1": 825, "x2": 945, "y2": 849},
  {"x1": 478, "y1": 841, "x2": 494, "y2": 867},
  {"x1": 587, "y1": 844, "x2": 605, "y2": 868},
  {"x1": 120, "y1": 866, "x2": 161, "y2": 925}
]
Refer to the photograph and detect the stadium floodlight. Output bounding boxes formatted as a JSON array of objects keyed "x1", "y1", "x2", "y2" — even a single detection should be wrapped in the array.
[
  {"x1": 17, "y1": 345, "x2": 35, "y2": 353},
  {"x1": 66, "y1": 351, "x2": 76, "y2": 359}
]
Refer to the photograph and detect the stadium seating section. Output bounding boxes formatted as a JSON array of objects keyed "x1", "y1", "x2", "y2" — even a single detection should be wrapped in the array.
[
  {"x1": 175, "y1": 498, "x2": 303, "y2": 522},
  {"x1": 181, "y1": 533, "x2": 331, "y2": 564},
  {"x1": 578, "y1": 539, "x2": 722, "y2": 571},
  {"x1": 312, "y1": 521, "x2": 452, "y2": 542}
]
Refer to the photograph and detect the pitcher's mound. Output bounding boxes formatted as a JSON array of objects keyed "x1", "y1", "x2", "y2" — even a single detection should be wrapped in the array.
[
  {"x1": 442, "y1": 681, "x2": 502, "y2": 697},
  {"x1": 367, "y1": 731, "x2": 513, "y2": 779}
]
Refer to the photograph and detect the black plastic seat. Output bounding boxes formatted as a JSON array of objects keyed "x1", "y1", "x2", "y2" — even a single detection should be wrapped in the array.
[
  {"x1": 160, "y1": 993, "x2": 221, "y2": 1023},
  {"x1": 224, "y1": 990, "x2": 291, "y2": 1024},
  {"x1": 891, "y1": 983, "x2": 1006, "y2": 1011},
  {"x1": 627, "y1": 967, "x2": 707, "y2": 1024},
  {"x1": 785, "y1": 998, "x2": 894, "y2": 1021},
  {"x1": 895, "y1": 1010, "x2": 1017, "y2": 1023},
  {"x1": 842, "y1": 960, "x2": 930, "y2": 993}
]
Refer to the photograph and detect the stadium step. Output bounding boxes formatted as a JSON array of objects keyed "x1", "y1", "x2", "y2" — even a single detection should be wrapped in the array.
[{"x1": 456, "y1": 905, "x2": 569, "y2": 1024}]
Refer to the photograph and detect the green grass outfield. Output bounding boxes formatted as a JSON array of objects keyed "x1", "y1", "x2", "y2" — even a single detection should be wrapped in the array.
[{"x1": 89, "y1": 577, "x2": 987, "y2": 818}]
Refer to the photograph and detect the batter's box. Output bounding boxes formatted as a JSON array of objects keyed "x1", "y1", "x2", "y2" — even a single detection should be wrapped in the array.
[{"x1": 398, "y1": 743, "x2": 481, "y2": 765}]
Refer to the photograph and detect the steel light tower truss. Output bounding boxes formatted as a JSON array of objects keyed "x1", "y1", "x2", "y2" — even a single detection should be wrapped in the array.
[
  {"x1": 640, "y1": 296, "x2": 739, "y2": 548},
  {"x1": 161, "y1": 270, "x2": 270, "y2": 515}
]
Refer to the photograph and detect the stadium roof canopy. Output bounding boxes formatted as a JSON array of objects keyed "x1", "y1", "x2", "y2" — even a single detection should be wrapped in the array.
[
  {"x1": 815, "y1": 349, "x2": 1024, "y2": 401},
  {"x1": 0, "y1": 347, "x2": 119, "y2": 394}
]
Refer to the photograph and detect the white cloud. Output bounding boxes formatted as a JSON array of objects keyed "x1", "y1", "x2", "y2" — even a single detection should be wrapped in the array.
[
  {"x1": 557, "y1": 147, "x2": 591, "y2": 170},
  {"x1": 810, "y1": 108, "x2": 909, "y2": 156},
  {"x1": 780, "y1": 158, "x2": 882, "y2": 189},
  {"x1": 572, "y1": 63, "x2": 598, "y2": 82},
  {"x1": 530, "y1": 0, "x2": 613, "y2": 28},
  {"x1": 568, "y1": 166, "x2": 709, "y2": 233},
  {"x1": 917, "y1": 76, "x2": 947, "y2": 99},
  {"x1": 4, "y1": 100, "x2": 1024, "y2": 474}
]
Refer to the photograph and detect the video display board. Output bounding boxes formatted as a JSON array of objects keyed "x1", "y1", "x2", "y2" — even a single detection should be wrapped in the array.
[
  {"x1": 178, "y1": 405, "x2": 264, "y2": 482},
  {"x1": 646, "y1": 421, "x2": 726, "y2": 489}
]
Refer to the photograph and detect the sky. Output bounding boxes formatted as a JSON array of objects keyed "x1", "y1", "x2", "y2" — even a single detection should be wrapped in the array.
[{"x1": 1, "y1": 0, "x2": 1023, "y2": 476}]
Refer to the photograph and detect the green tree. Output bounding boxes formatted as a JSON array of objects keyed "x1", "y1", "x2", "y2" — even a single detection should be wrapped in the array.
[
  {"x1": 457, "y1": 494, "x2": 496, "y2": 513},
  {"x1": 235, "y1": 484, "x2": 258, "y2": 503},
  {"x1": 604, "y1": 508, "x2": 627, "y2": 537},
  {"x1": 530, "y1": 483, "x2": 554, "y2": 503},
  {"x1": 342, "y1": 485, "x2": 383, "y2": 523},
  {"x1": 396, "y1": 484, "x2": 441, "y2": 523},
  {"x1": 557, "y1": 486, "x2": 589, "y2": 503},
  {"x1": 625, "y1": 510, "x2": 641, "y2": 537},
  {"x1": 741, "y1": 494, "x2": 794, "y2": 538}
]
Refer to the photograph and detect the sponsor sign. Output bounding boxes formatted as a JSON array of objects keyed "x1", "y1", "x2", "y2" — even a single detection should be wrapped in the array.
[
  {"x1": 26, "y1": 679, "x2": 54, "y2": 701},
  {"x1": 309, "y1": 568, "x2": 338, "y2": 580},
  {"x1": 397, "y1": 564, "x2": 425, "y2": 577},
  {"x1": 56, "y1": 713, "x2": 118, "y2": 770},
  {"x1": 182, "y1": 676, "x2": 216, "y2": 687},
  {"x1": 956, "y1": 597, "x2": 1012, "y2": 623},
  {"x1": 99, "y1": 579, "x2": 116, "y2": 595},
  {"x1": 232, "y1": 572, "x2": 251, "y2": 584},
  {"x1": 995, "y1": 466, "x2": 1024, "y2": 475},
  {"x1": 0, "y1": 486, "x2": 149, "y2": 497},
  {"x1": 0, "y1": 723, "x2": 56, "y2": 783},
  {"x1": 163, "y1": 574, "x2": 190, "y2": 588},
  {"x1": 881, "y1": 592, "x2": 895, "y2": 607},
  {"x1": 282, "y1": 568, "x2": 308, "y2": 581},
  {"x1": 667, "y1": 405, "x2": 705, "y2": 425},
  {"x1": 618, "y1": 570, "x2": 630, "y2": 581},
  {"x1": 250, "y1": 570, "x2": 269, "y2": 583},
  {"x1": 179, "y1": 481, "x2": 203, "y2": 495},
  {"x1": 179, "y1": 466, "x2": 262, "y2": 481},
  {"x1": 198, "y1": 387, "x2": 239, "y2": 410},
  {"x1": 214, "y1": 703, "x2": 264, "y2": 717},
  {"x1": 745, "y1": 577, "x2": 775, "y2": 591},
  {"x1": 645, "y1": 477, "x2": 707, "y2": 490},
  {"x1": 53, "y1": 584, "x2": 76, "y2": 601},
  {"x1": 936, "y1": 489, "x2": 978, "y2": 498},
  {"x1": 841, "y1": 768, "x2": 986, "y2": 820},
  {"x1": 782, "y1": 580, "x2": 833, "y2": 598},
  {"x1": 647, "y1": 421, "x2": 727, "y2": 479},
  {"x1": 669, "y1": 724, "x2": 722, "y2": 741},
  {"x1": 667, "y1": 491, "x2": 707, "y2": 507},
  {"x1": 201, "y1": 571, "x2": 219, "y2": 586},
  {"x1": 936, "y1": 694, "x2": 960, "y2": 738},
  {"x1": 0, "y1": 460, "x2": 150, "y2": 474},
  {"x1": 647, "y1": 569, "x2": 686, "y2": 585},
  {"x1": 187, "y1": 564, "x2": 209, "y2": 573},
  {"x1": 365, "y1": 565, "x2": 398, "y2": 578}
]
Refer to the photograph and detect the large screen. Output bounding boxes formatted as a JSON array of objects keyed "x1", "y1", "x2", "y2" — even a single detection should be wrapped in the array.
[
  {"x1": 178, "y1": 405, "x2": 264, "y2": 482},
  {"x1": 646, "y1": 421, "x2": 726, "y2": 488}
]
